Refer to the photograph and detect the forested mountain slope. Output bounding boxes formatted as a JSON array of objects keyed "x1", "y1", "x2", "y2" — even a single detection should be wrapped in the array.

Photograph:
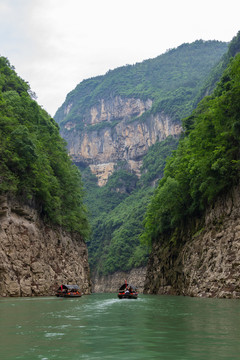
[
  {"x1": 0, "y1": 57, "x2": 90, "y2": 296},
  {"x1": 0, "y1": 57, "x2": 89, "y2": 237},
  {"x1": 142, "y1": 33, "x2": 240, "y2": 246},
  {"x1": 194, "y1": 30, "x2": 240, "y2": 105},
  {"x1": 54, "y1": 40, "x2": 228, "y2": 280},
  {"x1": 55, "y1": 40, "x2": 227, "y2": 126},
  {"x1": 144, "y1": 47, "x2": 240, "y2": 298}
]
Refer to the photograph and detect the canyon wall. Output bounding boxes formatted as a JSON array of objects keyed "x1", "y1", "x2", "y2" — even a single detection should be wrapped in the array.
[
  {"x1": 60, "y1": 96, "x2": 181, "y2": 186},
  {"x1": 0, "y1": 196, "x2": 91, "y2": 297},
  {"x1": 91, "y1": 267, "x2": 147, "y2": 294},
  {"x1": 144, "y1": 185, "x2": 240, "y2": 298}
]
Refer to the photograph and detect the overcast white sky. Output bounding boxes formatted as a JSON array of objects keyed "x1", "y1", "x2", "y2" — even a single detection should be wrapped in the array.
[{"x1": 0, "y1": 0, "x2": 239, "y2": 117}]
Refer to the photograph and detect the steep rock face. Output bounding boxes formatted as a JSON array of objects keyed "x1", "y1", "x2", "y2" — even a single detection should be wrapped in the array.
[
  {"x1": 64, "y1": 96, "x2": 152, "y2": 126},
  {"x1": 144, "y1": 185, "x2": 240, "y2": 298},
  {"x1": 91, "y1": 267, "x2": 147, "y2": 294},
  {"x1": 61, "y1": 96, "x2": 181, "y2": 186},
  {"x1": 0, "y1": 196, "x2": 91, "y2": 297}
]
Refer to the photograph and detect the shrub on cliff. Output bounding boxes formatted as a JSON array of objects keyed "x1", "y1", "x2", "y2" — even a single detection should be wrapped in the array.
[{"x1": 0, "y1": 57, "x2": 89, "y2": 238}]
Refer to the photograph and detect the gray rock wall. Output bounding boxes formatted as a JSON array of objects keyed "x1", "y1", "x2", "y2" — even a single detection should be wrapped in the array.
[
  {"x1": 144, "y1": 185, "x2": 240, "y2": 298},
  {"x1": 0, "y1": 196, "x2": 91, "y2": 297},
  {"x1": 91, "y1": 267, "x2": 147, "y2": 293},
  {"x1": 60, "y1": 96, "x2": 181, "y2": 186}
]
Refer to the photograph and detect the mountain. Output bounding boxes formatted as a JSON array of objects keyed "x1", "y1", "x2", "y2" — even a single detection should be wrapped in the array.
[
  {"x1": 0, "y1": 57, "x2": 90, "y2": 296},
  {"x1": 143, "y1": 32, "x2": 240, "y2": 298},
  {"x1": 54, "y1": 40, "x2": 228, "y2": 283},
  {"x1": 194, "y1": 30, "x2": 240, "y2": 105},
  {"x1": 55, "y1": 40, "x2": 227, "y2": 185}
]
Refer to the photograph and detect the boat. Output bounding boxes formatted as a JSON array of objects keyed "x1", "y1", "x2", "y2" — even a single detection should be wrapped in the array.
[
  {"x1": 56, "y1": 284, "x2": 82, "y2": 298},
  {"x1": 118, "y1": 281, "x2": 138, "y2": 299}
]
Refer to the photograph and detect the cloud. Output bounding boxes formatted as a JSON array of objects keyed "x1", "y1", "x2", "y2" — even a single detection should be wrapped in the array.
[{"x1": 0, "y1": 0, "x2": 239, "y2": 116}]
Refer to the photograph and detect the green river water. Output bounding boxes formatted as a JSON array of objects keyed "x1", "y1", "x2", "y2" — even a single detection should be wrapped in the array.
[{"x1": 0, "y1": 293, "x2": 240, "y2": 360}]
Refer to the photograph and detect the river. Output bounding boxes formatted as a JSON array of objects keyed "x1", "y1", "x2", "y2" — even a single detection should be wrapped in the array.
[{"x1": 0, "y1": 293, "x2": 240, "y2": 359}]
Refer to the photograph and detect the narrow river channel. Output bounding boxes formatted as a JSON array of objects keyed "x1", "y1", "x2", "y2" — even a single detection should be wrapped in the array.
[{"x1": 0, "y1": 293, "x2": 240, "y2": 359}]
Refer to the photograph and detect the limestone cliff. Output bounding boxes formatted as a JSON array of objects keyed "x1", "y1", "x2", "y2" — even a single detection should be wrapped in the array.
[
  {"x1": 91, "y1": 267, "x2": 147, "y2": 294},
  {"x1": 55, "y1": 41, "x2": 228, "y2": 187},
  {"x1": 0, "y1": 196, "x2": 91, "y2": 297},
  {"x1": 144, "y1": 185, "x2": 240, "y2": 299},
  {"x1": 60, "y1": 96, "x2": 181, "y2": 186},
  {"x1": 53, "y1": 40, "x2": 228, "y2": 284}
]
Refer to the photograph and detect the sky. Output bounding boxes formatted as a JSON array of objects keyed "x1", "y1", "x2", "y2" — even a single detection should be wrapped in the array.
[{"x1": 0, "y1": 0, "x2": 239, "y2": 117}]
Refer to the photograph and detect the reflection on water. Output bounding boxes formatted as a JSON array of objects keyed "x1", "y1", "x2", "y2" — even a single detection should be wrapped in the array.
[{"x1": 0, "y1": 294, "x2": 240, "y2": 359}]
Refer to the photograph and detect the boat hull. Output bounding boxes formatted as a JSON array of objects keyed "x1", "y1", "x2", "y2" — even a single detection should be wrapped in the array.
[
  {"x1": 56, "y1": 284, "x2": 82, "y2": 298},
  {"x1": 56, "y1": 293, "x2": 82, "y2": 298},
  {"x1": 118, "y1": 293, "x2": 138, "y2": 299}
]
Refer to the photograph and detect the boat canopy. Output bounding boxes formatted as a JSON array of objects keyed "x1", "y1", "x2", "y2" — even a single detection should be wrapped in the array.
[
  {"x1": 58, "y1": 284, "x2": 80, "y2": 291},
  {"x1": 119, "y1": 283, "x2": 137, "y2": 291}
]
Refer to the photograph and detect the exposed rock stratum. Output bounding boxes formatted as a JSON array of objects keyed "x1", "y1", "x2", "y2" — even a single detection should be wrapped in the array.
[{"x1": 60, "y1": 96, "x2": 181, "y2": 186}]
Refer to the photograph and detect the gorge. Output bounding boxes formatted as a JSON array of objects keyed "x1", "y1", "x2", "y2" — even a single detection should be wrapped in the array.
[
  {"x1": 1, "y1": 33, "x2": 240, "y2": 299},
  {"x1": 54, "y1": 39, "x2": 232, "y2": 293}
]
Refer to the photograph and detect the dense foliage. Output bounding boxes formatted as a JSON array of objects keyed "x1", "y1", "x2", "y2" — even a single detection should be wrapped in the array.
[
  {"x1": 142, "y1": 53, "x2": 240, "y2": 246},
  {"x1": 55, "y1": 40, "x2": 227, "y2": 127},
  {"x1": 0, "y1": 57, "x2": 89, "y2": 237},
  {"x1": 83, "y1": 136, "x2": 179, "y2": 274},
  {"x1": 194, "y1": 31, "x2": 240, "y2": 105},
  {"x1": 54, "y1": 40, "x2": 228, "y2": 275}
]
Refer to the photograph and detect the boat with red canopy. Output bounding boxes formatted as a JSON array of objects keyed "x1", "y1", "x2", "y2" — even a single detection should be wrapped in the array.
[
  {"x1": 118, "y1": 281, "x2": 138, "y2": 299},
  {"x1": 56, "y1": 284, "x2": 82, "y2": 298}
]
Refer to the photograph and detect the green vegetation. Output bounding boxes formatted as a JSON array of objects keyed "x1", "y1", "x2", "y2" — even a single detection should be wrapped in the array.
[
  {"x1": 83, "y1": 136, "x2": 179, "y2": 274},
  {"x1": 139, "y1": 136, "x2": 179, "y2": 186},
  {"x1": 54, "y1": 38, "x2": 236, "y2": 276},
  {"x1": 54, "y1": 39, "x2": 228, "y2": 275},
  {"x1": 87, "y1": 187, "x2": 153, "y2": 275},
  {"x1": 194, "y1": 31, "x2": 240, "y2": 105},
  {"x1": 142, "y1": 53, "x2": 240, "y2": 246},
  {"x1": 0, "y1": 57, "x2": 89, "y2": 238},
  {"x1": 55, "y1": 40, "x2": 227, "y2": 128}
]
